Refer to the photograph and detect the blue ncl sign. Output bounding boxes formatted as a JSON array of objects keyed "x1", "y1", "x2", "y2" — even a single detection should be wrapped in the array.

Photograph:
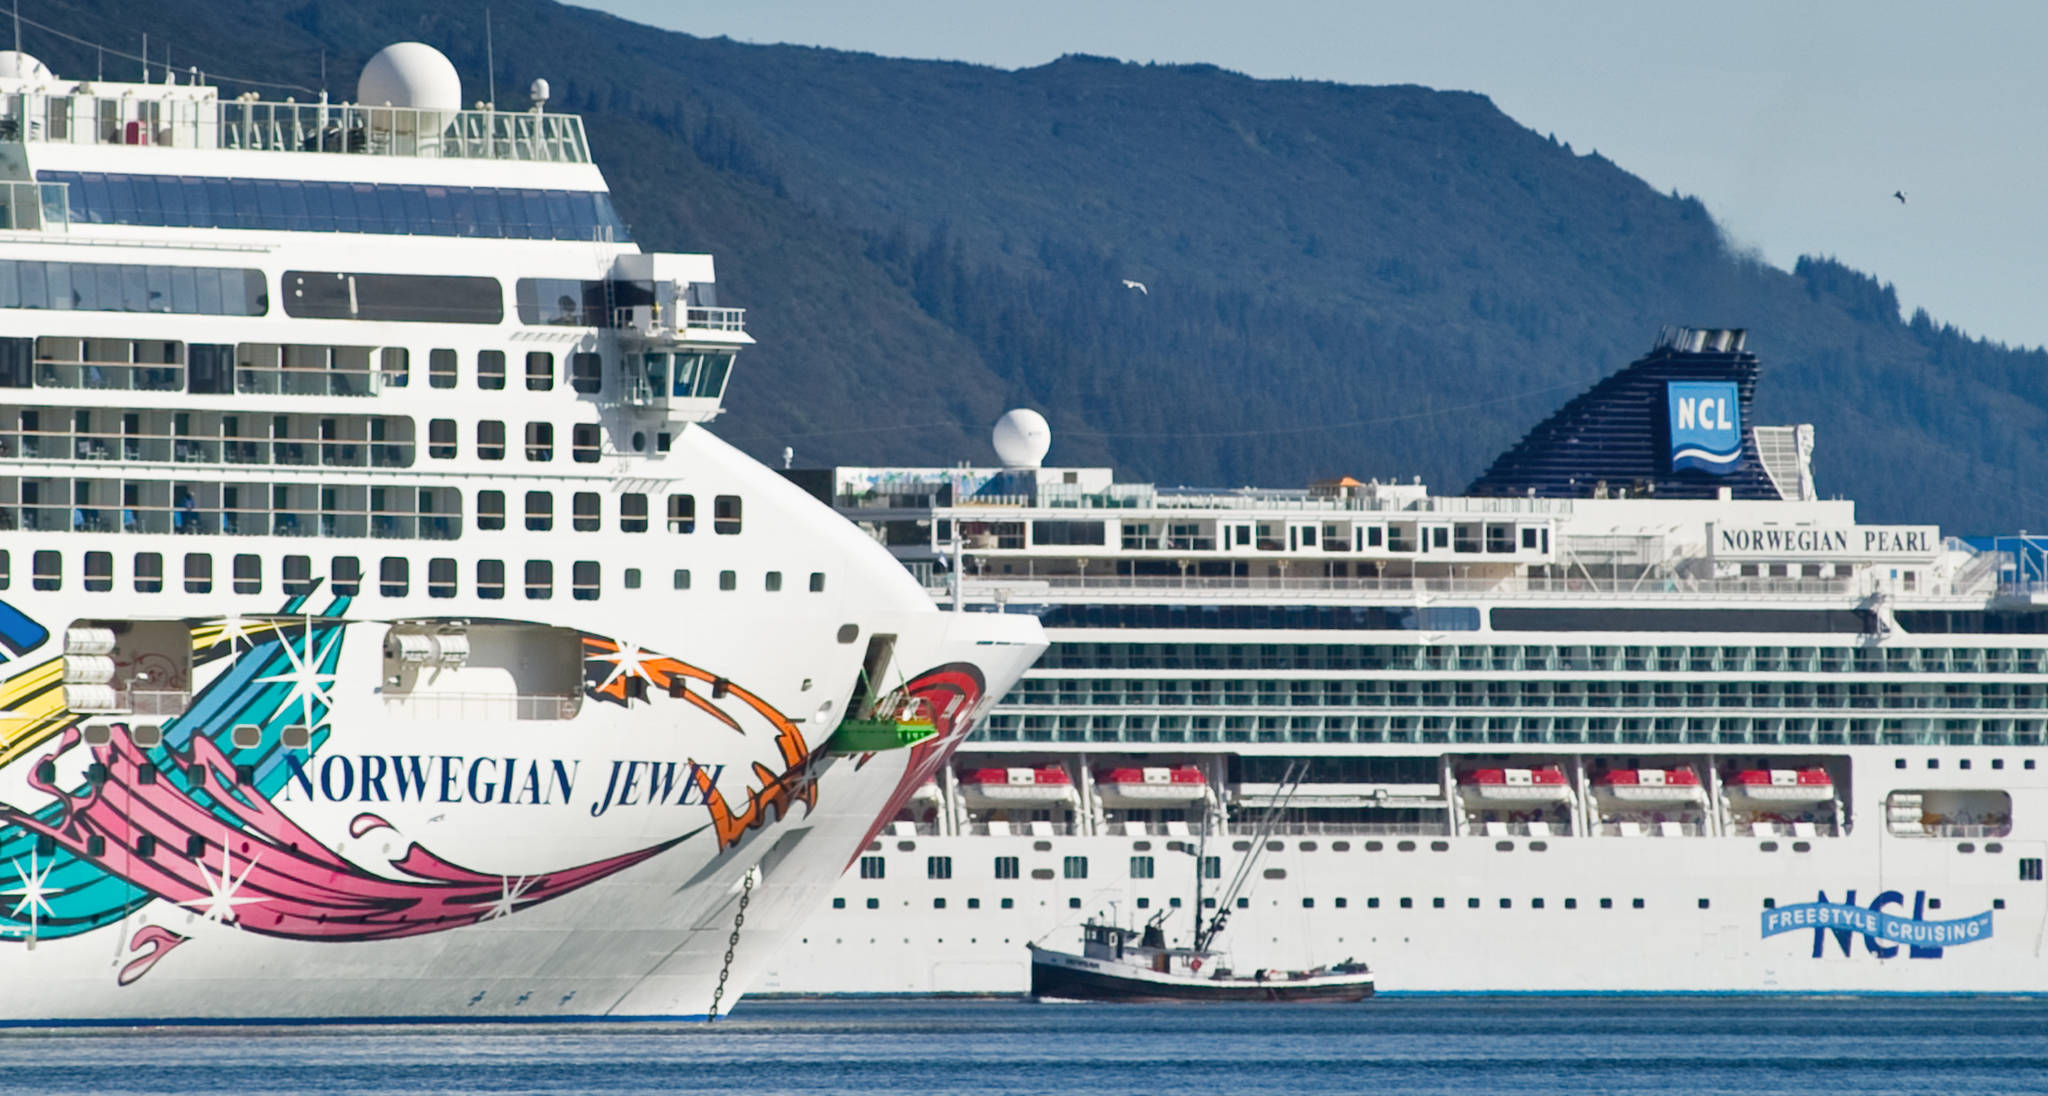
[{"x1": 1666, "y1": 381, "x2": 1742, "y2": 474}]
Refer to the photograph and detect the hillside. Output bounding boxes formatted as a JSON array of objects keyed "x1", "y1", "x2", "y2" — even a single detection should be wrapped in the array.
[{"x1": 24, "y1": 0, "x2": 2048, "y2": 529}]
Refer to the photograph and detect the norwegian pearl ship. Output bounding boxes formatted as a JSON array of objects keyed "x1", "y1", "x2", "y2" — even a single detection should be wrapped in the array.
[
  {"x1": 760, "y1": 327, "x2": 2048, "y2": 995},
  {"x1": 0, "y1": 43, "x2": 1043, "y2": 1022}
]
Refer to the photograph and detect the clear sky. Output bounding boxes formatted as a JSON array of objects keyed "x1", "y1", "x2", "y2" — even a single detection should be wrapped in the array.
[{"x1": 584, "y1": 0, "x2": 2047, "y2": 351}]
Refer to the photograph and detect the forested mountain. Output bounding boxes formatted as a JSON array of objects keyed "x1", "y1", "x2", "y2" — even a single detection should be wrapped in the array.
[{"x1": 34, "y1": 0, "x2": 2048, "y2": 529}]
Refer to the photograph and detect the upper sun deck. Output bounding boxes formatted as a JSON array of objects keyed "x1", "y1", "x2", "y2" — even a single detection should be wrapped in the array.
[
  {"x1": 0, "y1": 81, "x2": 590, "y2": 167},
  {"x1": 0, "y1": 43, "x2": 592, "y2": 182}
]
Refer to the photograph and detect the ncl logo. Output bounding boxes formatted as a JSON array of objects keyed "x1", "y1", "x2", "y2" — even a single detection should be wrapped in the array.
[{"x1": 1666, "y1": 380, "x2": 1742, "y2": 475}]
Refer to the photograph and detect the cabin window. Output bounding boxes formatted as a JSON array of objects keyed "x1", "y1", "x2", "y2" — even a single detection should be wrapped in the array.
[
  {"x1": 379, "y1": 347, "x2": 408, "y2": 388},
  {"x1": 572, "y1": 561, "x2": 599, "y2": 601},
  {"x1": 476, "y1": 420, "x2": 505, "y2": 461},
  {"x1": 477, "y1": 490, "x2": 506, "y2": 531},
  {"x1": 428, "y1": 557, "x2": 457, "y2": 599},
  {"x1": 282, "y1": 555, "x2": 313, "y2": 595},
  {"x1": 619, "y1": 493, "x2": 648, "y2": 533},
  {"x1": 623, "y1": 568, "x2": 641, "y2": 590},
  {"x1": 1129, "y1": 856, "x2": 1154, "y2": 879},
  {"x1": 83, "y1": 550, "x2": 111, "y2": 591},
  {"x1": 926, "y1": 856, "x2": 952, "y2": 880},
  {"x1": 668, "y1": 494, "x2": 695, "y2": 533},
  {"x1": 765, "y1": 571, "x2": 782, "y2": 592},
  {"x1": 429, "y1": 348, "x2": 457, "y2": 388},
  {"x1": 1062, "y1": 856, "x2": 1087, "y2": 880},
  {"x1": 183, "y1": 552, "x2": 210, "y2": 593},
  {"x1": 477, "y1": 349, "x2": 505, "y2": 390},
  {"x1": 572, "y1": 492, "x2": 600, "y2": 532},
  {"x1": 524, "y1": 421, "x2": 553, "y2": 462},
  {"x1": 810, "y1": 572, "x2": 826, "y2": 593},
  {"x1": 525, "y1": 351, "x2": 553, "y2": 391},
  {"x1": 31, "y1": 549, "x2": 58, "y2": 590},
  {"x1": 672, "y1": 569, "x2": 690, "y2": 590},
  {"x1": 524, "y1": 491, "x2": 552, "y2": 532},
  {"x1": 569, "y1": 352, "x2": 602, "y2": 395},
  {"x1": 133, "y1": 551, "x2": 162, "y2": 592},
  {"x1": 525, "y1": 560, "x2": 552, "y2": 600},
  {"x1": 476, "y1": 559, "x2": 505, "y2": 600},
  {"x1": 572, "y1": 423, "x2": 600, "y2": 463},
  {"x1": 331, "y1": 556, "x2": 361, "y2": 596},
  {"x1": 428, "y1": 419, "x2": 456, "y2": 459},
  {"x1": 233, "y1": 553, "x2": 261, "y2": 594},
  {"x1": 714, "y1": 494, "x2": 742, "y2": 534},
  {"x1": 379, "y1": 556, "x2": 407, "y2": 597},
  {"x1": 718, "y1": 570, "x2": 736, "y2": 591},
  {"x1": 859, "y1": 856, "x2": 885, "y2": 880},
  {"x1": 994, "y1": 856, "x2": 1019, "y2": 879}
]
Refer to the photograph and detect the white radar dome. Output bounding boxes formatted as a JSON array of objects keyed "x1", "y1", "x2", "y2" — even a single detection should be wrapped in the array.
[
  {"x1": 357, "y1": 43, "x2": 461, "y2": 112},
  {"x1": 991, "y1": 409, "x2": 1052, "y2": 469},
  {"x1": 0, "y1": 52, "x2": 53, "y2": 82}
]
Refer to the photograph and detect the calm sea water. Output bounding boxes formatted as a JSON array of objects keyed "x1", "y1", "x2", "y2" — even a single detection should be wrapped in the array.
[{"x1": 3, "y1": 997, "x2": 2047, "y2": 1095}]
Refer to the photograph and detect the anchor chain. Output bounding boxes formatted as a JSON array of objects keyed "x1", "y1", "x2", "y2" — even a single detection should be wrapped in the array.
[{"x1": 705, "y1": 868, "x2": 755, "y2": 1022}]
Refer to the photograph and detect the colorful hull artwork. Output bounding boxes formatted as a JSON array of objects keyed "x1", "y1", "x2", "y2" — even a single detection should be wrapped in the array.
[{"x1": 0, "y1": 591, "x2": 997, "y2": 1017}]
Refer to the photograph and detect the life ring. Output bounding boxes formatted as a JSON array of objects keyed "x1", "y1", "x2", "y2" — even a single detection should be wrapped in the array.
[{"x1": 1189, "y1": 957, "x2": 1202, "y2": 971}]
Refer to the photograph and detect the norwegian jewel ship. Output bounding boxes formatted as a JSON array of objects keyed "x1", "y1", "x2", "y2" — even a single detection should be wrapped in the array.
[
  {"x1": 757, "y1": 327, "x2": 2048, "y2": 996},
  {"x1": 0, "y1": 43, "x2": 1043, "y2": 1023}
]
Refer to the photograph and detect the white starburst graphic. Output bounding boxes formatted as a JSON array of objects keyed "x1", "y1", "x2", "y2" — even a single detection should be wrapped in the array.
[
  {"x1": 484, "y1": 875, "x2": 537, "y2": 921},
  {"x1": 254, "y1": 620, "x2": 342, "y2": 732},
  {"x1": 178, "y1": 842, "x2": 266, "y2": 925},
  {"x1": 5, "y1": 852, "x2": 56, "y2": 937},
  {"x1": 591, "y1": 640, "x2": 653, "y2": 693},
  {"x1": 213, "y1": 616, "x2": 267, "y2": 655}
]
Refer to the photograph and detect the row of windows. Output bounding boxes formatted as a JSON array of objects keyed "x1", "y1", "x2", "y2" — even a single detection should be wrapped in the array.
[
  {"x1": 0, "y1": 333, "x2": 734, "y2": 407},
  {"x1": 41, "y1": 172, "x2": 631, "y2": 242},
  {"x1": 825, "y1": 893, "x2": 2026, "y2": 913},
  {"x1": 1036, "y1": 641, "x2": 2048, "y2": 675},
  {"x1": 974, "y1": 711, "x2": 2048, "y2": 749},
  {"x1": 473, "y1": 492, "x2": 738, "y2": 534},
  {"x1": 0, "y1": 482, "x2": 742, "y2": 541},
  {"x1": 1008, "y1": 677, "x2": 2048, "y2": 711},
  {"x1": 0, "y1": 260, "x2": 266, "y2": 318},
  {"x1": 0, "y1": 550, "x2": 825, "y2": 600}
]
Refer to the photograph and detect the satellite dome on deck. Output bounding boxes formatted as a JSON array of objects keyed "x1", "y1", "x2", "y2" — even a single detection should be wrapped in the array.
[
  {"x1": 0, "y1": 52, "x2": 53, "y2": 82},
  {"x1": 992, "y1": 409, "x2": 1052, "y2": 469},
  {"x1": 357, "y1": 43, "x2": 461, "y2": 111}
]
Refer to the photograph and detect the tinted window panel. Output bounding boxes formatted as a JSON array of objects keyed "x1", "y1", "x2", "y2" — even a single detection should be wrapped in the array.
[{"x1": 282, "y1": 271, "x2": 502, "y2": 324}]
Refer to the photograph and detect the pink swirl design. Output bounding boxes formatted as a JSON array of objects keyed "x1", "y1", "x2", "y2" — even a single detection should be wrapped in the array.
[{"x1": 1, "y1": 727, "x2": 688, "y2": 942}]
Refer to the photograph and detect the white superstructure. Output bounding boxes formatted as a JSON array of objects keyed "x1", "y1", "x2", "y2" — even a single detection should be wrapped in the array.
[
  {"x1": 0, "y1": 43, "x2": 1043, "y2": 1022},
  {"x1": 760, "y1": 329, "x2": 2048, "y2": 995}
]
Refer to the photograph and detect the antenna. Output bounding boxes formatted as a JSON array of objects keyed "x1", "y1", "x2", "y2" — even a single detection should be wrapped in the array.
[
  {"x1": 485, "y1": 6, "x2": 496, "y2": 105},
  {"x1": 140, "y1": 32, "x2": 146, "y2": 82},
  {"x1": 11, "y1": 0, "x2": 20, "y2": 57}
]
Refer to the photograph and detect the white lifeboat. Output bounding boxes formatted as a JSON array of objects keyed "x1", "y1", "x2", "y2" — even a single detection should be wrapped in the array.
[
  {"x1": 1459, "y1": 767, "x2": 1572, "y2": 803},
  {"x1": 1592, "y1": 768, "x2": 1705, "y2": 804},
  {"x1": 957, "y1": 766, "x2": 1076, "y2": 806},
  {"x1": 1094, "y1": 765, "x2": 1206, "y2": 806},
  {"x1": 1726, "y1": 768, "x2": 1834, "y2": 803}
]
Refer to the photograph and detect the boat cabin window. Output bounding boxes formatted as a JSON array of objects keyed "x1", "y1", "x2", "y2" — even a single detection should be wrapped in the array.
[
  {"x1": 477, "y1": 350, "x2": 506, "y2": 390},
  {"x1": 429, "y1": 348, "x2": 457, "y2": 388},
  {"x1": 525, "y1": 351, "x2": 554, "y2": 391},
  {"x1": 524, "y1": 560, "x2": 552, "y2": 600}
]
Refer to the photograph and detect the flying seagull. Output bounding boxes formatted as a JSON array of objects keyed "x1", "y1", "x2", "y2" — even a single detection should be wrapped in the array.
[
  {"x1": 1121, "y1": 279, "x2": 1148, "y2": 294},
  {"x1": 1893, "y1": 190, "x2": 1907, "y2": 204}
]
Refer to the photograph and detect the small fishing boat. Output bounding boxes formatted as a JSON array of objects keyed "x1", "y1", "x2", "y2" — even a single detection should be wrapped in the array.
[
  {"x1": 1027, "y1": 918, "x2": 1372, "y2": 1002},
  {"x1": 1027, "y1": 760, "x2": 1372, "y2": 1002}
]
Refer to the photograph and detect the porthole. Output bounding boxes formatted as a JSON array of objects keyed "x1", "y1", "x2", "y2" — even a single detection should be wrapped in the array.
[
  {"x1": 1792, "y1": 841, "x2": 1812, "y2": 853},
  {"x1": 1494, "y1": 840, "x2": 1514, "y2": 852},
  {"x1": 633, "y1": 431, "x2": 647, "y2": 451},
  {"x1": 836, "y1": 624, "x2": 859, "y2": 644},
  {"x1": 1429, "y1": 841, "x2": 1449, "y2": 852}
]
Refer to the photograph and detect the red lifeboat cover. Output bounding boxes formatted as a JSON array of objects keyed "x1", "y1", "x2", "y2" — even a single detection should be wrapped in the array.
[
  {"x1": 1169, "y1": 766, "x2": 1205, "y2": 784},
  {"x1": 960, "y1": 768, "x2": 1009, "y2": 785},
  {"x1": 1595, "y1": 769, "x2": 1701, "y2": 786},
  {"x1": 1033, "y1": 766, "x2": 1073, "y2": 785},
  {"x1": 1464, "y1": 767, "x2": 1566, "y2": 785},
  {"x1": 1730, "y1": 768, "x2": 1833, "y2": 786}
]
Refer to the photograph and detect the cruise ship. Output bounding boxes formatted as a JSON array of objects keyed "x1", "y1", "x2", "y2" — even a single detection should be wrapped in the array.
[
  {"x1": 0, "y1": 42, "x2": 1043, "y2": 1022},
  {"x1": 758, "y1": 327, "x2": 2047, "y2": 995}
]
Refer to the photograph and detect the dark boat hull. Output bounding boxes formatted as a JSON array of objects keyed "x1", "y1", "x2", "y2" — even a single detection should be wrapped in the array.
[{"x1": 1028, "y1": 950, "x2": 1372, "y2": 1003}]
